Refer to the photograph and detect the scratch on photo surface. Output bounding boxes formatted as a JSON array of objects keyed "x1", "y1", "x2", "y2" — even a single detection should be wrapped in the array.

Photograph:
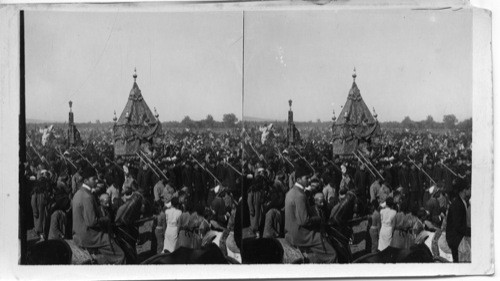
[
  {"x1": 230, "y1": 36, "x2": 243, "y2": 47},
  {"x1": 276, "y1": 46, "x2": 287, "y2": 68},
  {"x1": 412, "y1": 7, "x2": 452, "y2": 11}
]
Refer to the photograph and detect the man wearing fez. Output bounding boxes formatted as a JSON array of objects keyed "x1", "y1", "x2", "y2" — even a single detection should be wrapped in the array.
[
  {"x1": 72, "y1": 167, "x2": 125, "y2": 264},
  {"x1": 284, "y1": 164, "x2": 337, "y2": 262}
]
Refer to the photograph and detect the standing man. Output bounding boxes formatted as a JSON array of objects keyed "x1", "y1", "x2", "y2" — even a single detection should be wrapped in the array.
[
  {"x1": 446, "y1": 181, "x2": 471, "y2": 263},
  {"x1": 354, "y1": 163, "x2": 369, "y2": 203},
  {"x1": 284, "y1": 165, "x2": 337, "y2": 263},
  {"x1": 408, "y1": 163, "x2": 421, "y2": 209},
  {"x1": 137, "y1": 161, "x2": 154, "y2": 199},
  {"x1": 72, "y1": 167, "x2": 125, "y2": 264}
]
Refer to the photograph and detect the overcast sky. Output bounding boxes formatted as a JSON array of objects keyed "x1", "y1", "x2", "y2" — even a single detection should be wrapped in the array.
[
  {"x1": 244, "y1": 9, "x2": 472, "y2": 123},
  {"x1": 26, "y1": 11, "x2": 243, "y2": 123},
  {"x1": 26, "y1": 9, "x2": 471, "y2": 123}
]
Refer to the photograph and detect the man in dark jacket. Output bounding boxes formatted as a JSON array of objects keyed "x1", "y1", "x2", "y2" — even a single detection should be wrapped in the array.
[
  {"x1": 446, "y1": 181, "x2": 471, "y2": 262},
  {"x1": 354, "y1": 163, "x2": 370, "y2": 202},
  {"x1": 72, "y1": 167, "x2": 125, "y2": 264},
  {"x1": 137, "y1": 162, "x2": 154, "y2": 198},
  {"x1": 408, "y1": 164, "x2": 421, "y2": 208}
]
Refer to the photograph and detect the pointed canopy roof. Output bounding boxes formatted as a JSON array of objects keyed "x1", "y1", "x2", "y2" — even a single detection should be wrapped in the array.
[
  {"x1": 335, "y1": 70, "x2": 377, "y2": 126},
  {"x1": 113, "y1": 69, "x2": 162, "y2": 156},
  {"x1": 332, "y1": 70, "x2": 380, "y2": 155},
  {"x1": 116, "y1": 70, "x2": 158, "y2": 127}
]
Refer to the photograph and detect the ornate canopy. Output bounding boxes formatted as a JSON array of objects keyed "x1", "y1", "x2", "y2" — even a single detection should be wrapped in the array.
[
  {"x1": 332, "y1": 70, "x2": 380, "y2": 155},
  {"x1": 113, "y1": 69, "x2": 162, "y2": 156}
]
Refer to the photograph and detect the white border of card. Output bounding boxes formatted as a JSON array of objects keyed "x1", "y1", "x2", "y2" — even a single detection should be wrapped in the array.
[{"x1": 0, "y1": 0, "x2": 495, "y2": 280}]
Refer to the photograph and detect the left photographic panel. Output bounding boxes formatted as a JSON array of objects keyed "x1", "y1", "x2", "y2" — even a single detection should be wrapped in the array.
[{"x1": 21, "y1": 10, "x2": 244, "y2": 265}]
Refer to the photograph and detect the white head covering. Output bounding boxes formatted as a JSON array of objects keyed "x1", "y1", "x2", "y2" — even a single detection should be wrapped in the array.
[{"x1": 428, "y1": 185, "x2": 436, "y2": 195}]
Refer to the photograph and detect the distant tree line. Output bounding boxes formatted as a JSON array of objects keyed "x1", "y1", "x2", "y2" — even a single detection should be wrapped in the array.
[
  {"x1": 27, "y1": 113, "x2": 471, "y2": 132},
  {"x1": 163, "y1": 113, "x2": 240, "y2": 129},
  {"x1": 381, "y1": 114, "x2": 472, "y2": 131}
]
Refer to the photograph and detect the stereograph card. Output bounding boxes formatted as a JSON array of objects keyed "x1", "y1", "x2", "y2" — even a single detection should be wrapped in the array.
[{"x1": 0, "y1": 0, "x2": 495, "y2": 280}]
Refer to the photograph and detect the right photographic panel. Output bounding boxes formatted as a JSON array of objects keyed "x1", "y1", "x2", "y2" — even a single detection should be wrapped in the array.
[{"x1": 240, "y1": 8, "x2": 472, "y2": 265}]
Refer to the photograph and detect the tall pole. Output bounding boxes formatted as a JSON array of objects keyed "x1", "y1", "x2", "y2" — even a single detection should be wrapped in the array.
[
  {"x1": 240, "y1": 12, "x2": 245, "y2": 261},
  {"x1": 136, "y1": 152, "x2": 161, "y2": 180},
  {"x1": 357, "y1": 150, "x2": 384, "y2": 180},
  {"x1": 407, "y1": 156, "x2": 436, "y2": 184},
  {"x1": 288, "y1": 99, "x2": 294, "y2": 146},
  {"x1": 353, "y1": 152, "x2": 377, "y2": 179},
  {"x1": 291, "y1": 146, "x2": 315, "y2": 174},
  {"x1": 19, "y1": 10, "x2": 27, "y2": 265},
  {"x1": 241, "y1": 11, "x2": 245, "y2": 132}
]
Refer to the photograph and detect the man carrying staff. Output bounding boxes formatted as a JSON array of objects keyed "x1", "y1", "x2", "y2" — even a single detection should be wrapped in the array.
[
  {"x1": 72, "y1": 167, "x2": 126, "y2": 264},
  {"x1": 284, "y1": 163, "x2": 337, "y2": 263}
]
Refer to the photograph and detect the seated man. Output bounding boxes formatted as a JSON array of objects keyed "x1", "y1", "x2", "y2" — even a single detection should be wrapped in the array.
[
  {"x1": 72, "y1": 167, "x2": 125, "y2": 264},
  {"x1": 284, "y1": 165, "x2": 337, "y2": 263}
]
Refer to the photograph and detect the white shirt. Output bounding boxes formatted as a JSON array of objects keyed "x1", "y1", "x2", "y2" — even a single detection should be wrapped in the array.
[
  {"x1": 295, "y1": 182, "x2": 305, "y2": 191},
  {"x1": 106, "y1": 184, "x2": 119, "y2": 202},
  {"x1": 82, "y1": 183, "x2": 92, "y2": 192}
]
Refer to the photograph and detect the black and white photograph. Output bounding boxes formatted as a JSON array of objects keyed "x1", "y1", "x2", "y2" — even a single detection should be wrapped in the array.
[
  {"x1": 21, "y1": 10, "x2": 244, "y2": 265},
  {"x1": 0, "y1": 0, "x2": 495, "y2": 280},
  {"x1": 242, "y1": 8, "x2": 472, "y2": 264}
]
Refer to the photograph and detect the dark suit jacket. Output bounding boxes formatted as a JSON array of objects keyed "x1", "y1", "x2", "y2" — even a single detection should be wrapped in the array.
[
  {"x1": 137, "y1": 168, "x2": 153, "y2": 193},
  {"x1": 72, "y1": 186, "x2": 110, "y2": 248},
  {"x1": 446, "y1": 197, "x2": 470, "y2": 248},
  {"x1": 409, "y1": 169, "x2": 420, "y2": 192},
  {"x1": 397, "y1": 168, "x2": 409, "y2": 189},
  {"x1": 284, "y1": 184, "x2": 322, "y2": 248}
]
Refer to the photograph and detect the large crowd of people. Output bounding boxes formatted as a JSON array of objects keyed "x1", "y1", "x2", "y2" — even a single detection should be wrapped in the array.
[{"x1": 21, "y1": 123, "x2": 472, "y2": 264}]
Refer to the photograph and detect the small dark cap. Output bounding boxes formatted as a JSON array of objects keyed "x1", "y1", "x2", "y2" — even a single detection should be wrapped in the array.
[
  {"x1": 295, "y1": 164, "x2": 312, "y2": 179},
  {"x1": 81, "y1": 166, "x2": 97, "y2": 180}
]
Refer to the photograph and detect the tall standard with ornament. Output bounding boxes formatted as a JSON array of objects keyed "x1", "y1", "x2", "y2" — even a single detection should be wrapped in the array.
[
  {"x1": 286, "y1": 99, "x2": 301, "y2": 146},
  {"x1": 67, "y1": 101, "x2": 81, "y2": 147}
]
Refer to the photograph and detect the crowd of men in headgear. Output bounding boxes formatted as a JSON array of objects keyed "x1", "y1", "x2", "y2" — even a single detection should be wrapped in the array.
[{"x1": 21, "y1": 123, "x2": 472, "y2": 264}]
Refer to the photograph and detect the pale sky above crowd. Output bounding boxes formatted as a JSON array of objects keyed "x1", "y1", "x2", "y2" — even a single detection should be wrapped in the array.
[
  {"x1": 26, "y1": 8, "x2": 472, "y2": 123},
  {"x1": 26, "y1": 11, "x2": 243, "y2": 123}
]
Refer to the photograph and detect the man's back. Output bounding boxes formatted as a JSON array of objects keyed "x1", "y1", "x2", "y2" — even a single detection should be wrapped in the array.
[
  {"x1": 153, "y1": 180, "x2": 165, "y2": 202},
  {"x1": 425, "y1": 197, "x2": 441, "y2": 227},
  {"x1": 72, "y1": 187, "x2": 109, "y2": 248},
  {"x1": 284, "y1": 185, "x2": 318, "y2": 247},
  {"x1": 370, "y1": 180, "x2": 380, "y2": 202},
  {"x1": 211, "y1": 196, "x2": 227, "y2": 227}
]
